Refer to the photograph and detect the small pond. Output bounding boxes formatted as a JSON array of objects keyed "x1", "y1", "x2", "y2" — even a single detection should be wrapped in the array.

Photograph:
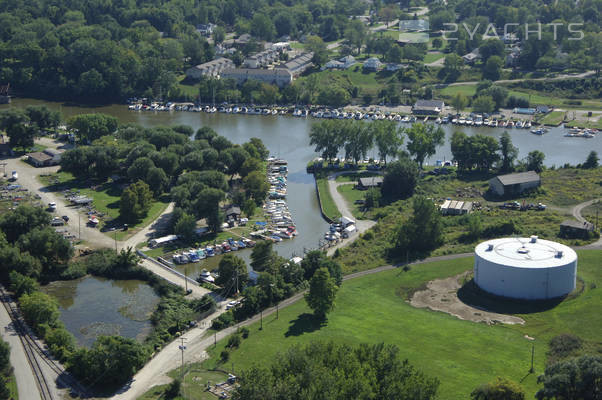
[{"x1": 42, "y1": 276, "x2": 160, "y2": 347}]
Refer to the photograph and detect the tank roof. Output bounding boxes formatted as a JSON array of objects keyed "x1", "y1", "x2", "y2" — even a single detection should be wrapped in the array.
[{"x1": 475, "y1": 237, "x2": 577, "y2": 269}]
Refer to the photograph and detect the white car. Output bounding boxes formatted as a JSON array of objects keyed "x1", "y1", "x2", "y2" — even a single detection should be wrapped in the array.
[
  {"x1": 9, "y1": 171, "x2": 17, "y2": 181},
  {"x1": 48, "y1": 202, "x2": 57, "y2": 211}
]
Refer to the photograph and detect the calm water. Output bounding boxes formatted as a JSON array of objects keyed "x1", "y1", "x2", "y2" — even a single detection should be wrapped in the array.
[
  {"x1": 4, "y1": 98, "x2": 601, "y2": 259},
  {"x1": 42, "y1": 276, "x2": 160, "y2": 347}
]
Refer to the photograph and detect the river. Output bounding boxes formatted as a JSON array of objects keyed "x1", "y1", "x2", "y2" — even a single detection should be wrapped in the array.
[
  {"x1": 3, "y1": 98, "x2": 601, "y2": 261},
  {"x1": 42, "y1": 276, "x2": 160, "y2": 347}
]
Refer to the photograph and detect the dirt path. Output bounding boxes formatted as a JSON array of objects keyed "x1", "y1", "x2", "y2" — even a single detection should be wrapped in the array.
[
  {"x1": 446, "y1": 70, "x2": 596, "y2": 87},
  {"x1": 410, "y1": 272, "x2": 525, "y2": 325},
  {"x1": 572, "y1": 198, "x2": 602, "y2": 249}
]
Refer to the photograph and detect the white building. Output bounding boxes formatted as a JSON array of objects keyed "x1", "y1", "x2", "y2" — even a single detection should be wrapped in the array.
[
  {"x1": 474, "y1": 237, "x2": 577, "y2": 300},
  {"x1": 277, "y1": 52, "x2": 313, "y2": 77},
  {"x1": 185, "y1": 57, "x2": 235, "y2": 80},
  {"x1": 363, "y1": 57, "x2": 383, "y2": 71},
  {"x1": 221, "y1": 68, "x2": 293, "y2": 87},
  {"x1": 243, "y1": 48, "x2": 280, "y2": 68}
]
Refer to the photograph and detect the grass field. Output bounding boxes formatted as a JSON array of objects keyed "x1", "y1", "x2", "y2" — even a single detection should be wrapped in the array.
[
  {"x1": 439, "y1": 84, "x2": 477, "y2": 98},
  {"x1": 316, "y1": 177, "x2": 341, "y2": 221},
  {"x1": 423, "y1": 52, "x2": 445, "y2": 64},
  {"x1": 38, "y1": 171, "x2": 169, "y2": 241},
  {"x1": 140, "y1": 367, "x2": 228, "y2": 400},
  {"x1": 564, "y1": 117, "x2": 602, "y2": 130},
  {"x1": 539, "y1": 110, "x2": 566, "y2": 126},
  {"x1": 177, "y1": 75, "x2": 201, "y2": 98},
  {"x1": 201, "y1": 251, "x2": 600, "y2": 399},
  {"x1": 337, "y1": 183, "x2": 368, "y2": 219},
  {"x1": 8, "y1": 373, "x2": 18, "y2": 399}
]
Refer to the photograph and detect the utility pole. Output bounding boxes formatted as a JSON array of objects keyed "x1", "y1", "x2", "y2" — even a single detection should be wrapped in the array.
[
  {"x1": 276, "y1": 302, "x2": 279, "y2": 319},
  {"x1": 529, "y1": 343, "x2": 535, "y2": 373},
  {"x1": 179, "y1": 337, "x2": 187, "y2": 380},
  {"x1": 214, "y1": 332, "x2": 217, "y2": 347},
  {"x1": 184, "y1": 266, "x2": 188, "y2": 293},
  {"x1": 78, "y1": 213, "x2": 81, "y2": 240},
  {"x1": 260, "y1": 310, "x2": 263, "y2": 330},
  {"x1": 114, "y1": 229, "x2": 117, "y2": 252}
]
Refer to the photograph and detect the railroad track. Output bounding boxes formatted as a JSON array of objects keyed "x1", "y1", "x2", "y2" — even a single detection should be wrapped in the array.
[{"x1": 0, "y1": 286, "x2": 90, "y2": 399}]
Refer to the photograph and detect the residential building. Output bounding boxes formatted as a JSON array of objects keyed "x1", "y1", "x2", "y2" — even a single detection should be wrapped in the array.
[
  {"x1": 322, "y1": 55, "x2": 357, "y2": 70},
  {"x1": 243, "y1": 48, "x2": 280, "y2": 68},
  {"x1": 385, "y1": 63, "x2": 406, "y2": 71},
  {"x1": 28, "y1": 148, "x2": 64, "y2": 167},
  {"x1": 462, "y1": 48, "x2": 481, "y2": 65},
  {"x1": 221, "y1": 68, "x2": 293, "y2": 87},
  {"x1": 226, "y1": 206, "x2": 242, "y2": 222},
  {"x1": 277, "y1": 52, "x2": 313, "y2": 77},
  {"x1": 412, "y1": 99, "x2": 445, "y2": 115},
  {"x1": 185, "y1": 57, "x2": 235, "y2": 80},
  {"x1": 196, "y1": 23, "x2": 216, "y2": 36},
  {"x1": 363, "y1": 57, "x2": 383, "y2": 71},
  {"x1": 357, "y1": 176, "x2": 383, "y2": 190},
  {"x1": 505, "y1": 46, "x2": 521, "y2": 67},
  {"x1": 488, "y1": 171, "x2": 541, "y2": 197}
]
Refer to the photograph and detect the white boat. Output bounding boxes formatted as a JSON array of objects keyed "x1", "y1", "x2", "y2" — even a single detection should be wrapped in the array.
[
  {"x1": 515, "y1": 121, "x2": 523, "y2": 128},
  {"x1": 401, "y1": 116, "x2": 410, "y2": 123},
  {"x1": 524, "y1": 121, "x2": 532, "y2": 129}
]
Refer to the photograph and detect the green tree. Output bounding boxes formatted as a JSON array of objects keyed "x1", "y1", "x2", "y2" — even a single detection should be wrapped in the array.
[
  {"x1": 9, "y1": 271, "x2": 38, "y2": 297},
  {"x1": 405, "y1": 123, "x2": 445, "y2": 168},
  {"x1": 250, "y1": 240, "x2": 275, "y2": 272},
  {"x1": 344, "y1": 20, "x2": 367, "y2": 54},
  {"x1": 0, "y1": 204, "x2": 50, "y2": 243},
  {"x1": 0, "y1": 375, "x2": 9, "y2": 400},
  {"x1": 25, "y1": 105, "x2": 61, "y2": 132},
  {"x1": 471, "y1": 377, "x2": 525, "y2": 400},
  {"x1": 582, "y1": 151, "x2": 599, "y2": 169},
  {"x1": 165, "y1": 378, "x2": 181, "y2": 399},
  {"x1": 395, "y1": 196, "x2": 444, "y2": 258},
  {"x1": 526, "y1": 150, "x2": 545, "y2": 173},
  {"x1": 364, "y1": 188, "x2": 381, "y2": 210},
  {"x1": 120, "y1": 181, "x2": 153, "y2": 223},
  {"x1": 243, "y1": 171, "x2": 269, "y2": 205},
  {"x1": 479, "y1": 39, "x2": 505, "y2": 63},
  {"x1": 479, "y1": 85, "x2": 509, "y2": 110},
  {"x1": 381, "y1": 157, "x2": 419, "y2": 199},
  {"x1": 499, "y1": 132, "x2": 518, "y2": 172},
  {"x1": 305, "y1": 268, "x2": 338, "y2": 320},
  {"x1": 536, "y1": 355, "x2": 601, "y2": 400},
  {"x1": 174, "y1": 212, "x2": 197, "y2": 243},
  {"x1": 305, "y1": 36, "x2": 329, "y2": 66},
  {"x1": 194, "y1": 188, "x2": 225, "y2": 233},
  {"x1": 0, "y1": 338, "x2": 10, "y2": 373},
  {"x1": 300, "y1": 250, "x2": 342, "y2": 286},
  {"x1": 250, "y1": 13, "x2": 276, "y2": 41},
  {"x1": 19, "y1": 291, "x2": 60, "y2": 332},
  {"x1": 216, "y1": 254, "x2": 248, "y2": 293},
  {"x1": 0, "y1": 108, "x2": 36, "y2": 148},
  {"x1": 212, "y1": 26, "x2": 226, "y2": 45},
  {"x1": 472, "y1": 95, "x2": 496, "y2": 114},
  {"x1": 451, "y1": 93, "x2": 468, "y2": 113},
  {"x1": 371, "y1": 120, "x2": 403, "y2": 164},
  {"x1": 67, "y1": 113, "x2": 118, "y2": 143},
  {"x1": 483, "y1": 55, "x2": 503, "y2": 81},
  {"x1": 318, "y1": 86, "x2": 351, "y2": 108}
]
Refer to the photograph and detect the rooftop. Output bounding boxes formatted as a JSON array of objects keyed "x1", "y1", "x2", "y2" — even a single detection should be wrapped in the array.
[
  {"x1": 494, "y1": 171, "x2": 540, "y2": 186},
  {"x1": 560, "y1": 220, "x2": 595, "y2": 231},
  {"x1": 475, "y1": 237, "x2": 577, "y2": 269},
  {"x1": 414, "y1": 99, "x2": 444, "y2": 109}
]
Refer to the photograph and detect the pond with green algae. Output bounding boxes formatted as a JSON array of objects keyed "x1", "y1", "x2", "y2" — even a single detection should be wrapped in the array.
[{"x1": 42, "y1": 276, "x2": 160, "y2": 347}]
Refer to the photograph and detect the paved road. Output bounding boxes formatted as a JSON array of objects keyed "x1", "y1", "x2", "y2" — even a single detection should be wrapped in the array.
[
  {"x1": 0, "y1": 297, "x2": 41, "y2": 400},
  {"x1": 572, "y1": 198, "x2": 602, "y2": 249},
  {"x1": 325, "y1": 172, "x2": 376, "y2": 256},
  {"x1": 446, "y1": 70, "x2": 596, "y2": 87}
]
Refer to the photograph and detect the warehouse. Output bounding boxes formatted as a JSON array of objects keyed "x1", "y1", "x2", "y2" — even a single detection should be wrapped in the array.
[
  {"x1": 474, "y1": 236, "x2": 577, "y2": 300},
  {"x1": 488, "y1": 171, "x2": 541, "y2": 197}
]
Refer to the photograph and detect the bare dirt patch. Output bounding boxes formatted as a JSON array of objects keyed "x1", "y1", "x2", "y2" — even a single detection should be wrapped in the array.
[{"x1": 410, "y1": 272, "x2": 525, "y2": 325}]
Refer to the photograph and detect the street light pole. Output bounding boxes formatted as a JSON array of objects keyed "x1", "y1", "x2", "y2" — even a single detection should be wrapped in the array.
[
  {"x1": 260, "y1": 310, "x2": 263, "y2": 330},
  {"x1": 179, "y1": 337, "x2": 187, "y2": 380},
  {"x1": 184, "y1": 266, "x2": 188, "y2": 293}
]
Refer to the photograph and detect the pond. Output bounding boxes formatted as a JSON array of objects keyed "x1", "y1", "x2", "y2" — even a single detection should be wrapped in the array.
[{"x1": 42, "y1": 276, "x2": 160, "y2": 347}]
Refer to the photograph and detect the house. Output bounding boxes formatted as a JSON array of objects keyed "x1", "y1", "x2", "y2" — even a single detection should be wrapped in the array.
[
  {"x1": 357, "y1": 176, "x2": 383, "y2": 190},
  {"x1": 322, "y1": 60, "x2": 344, "y2": 70},
  {"x1": 505, "y1": 46, "x2": 521, "y2": 67},
  {"x1": 488, "y1": 171, "x2": 541, "y2": 197},
  {"x1": 412, "y1": 99, "x2": 445, "y2": 115},
  {"x1": 462, "y1": 48, "x2": 481, "y2": 65},
  {"x1": 385, "y1": 63, "x2": 407, "y2": 72},
  {"x1": 234, "y1": 33, "x2": 252, "y2": 47},
  {"x1": 195, "y1": 23, "x2": 216, "y2": 36},
  {"x1": 221, "y1": 68, "x2": 293, "y2": 87},
  {"x1": 536, "y1": 105, "x2": 551, "y2": 114},
  {"x1": 559, "y1": 220, "x2": 595, "y2": 239},
  {"x1": 440, "y1": 199, "x2": 473, "y2": 215},
  {"x1": 363, "y1": 57, "x2": 383, "y2": 71},
  {"x1": 27, "y1": 148, "x2": 64, "y2": 167},
  {"x1": 185, "y1": 57, "x2": 235, "y2": 80},
  {"x1": 225, "y1": 206, "x2": 241, "y2": 223},
  {"x1": 277, "y1": 52, "x2": 313, "y2": 77},
  {"x1": 322, "y1": 55, "x2": 357, "y2": 70}
]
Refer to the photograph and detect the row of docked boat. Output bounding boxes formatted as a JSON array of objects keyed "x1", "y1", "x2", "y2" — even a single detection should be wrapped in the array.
[
  {"x1": 443, "y1": 115, "x2": 532, "y2": 129},
  {"x1": 172, "y1": 237, "x2": 257, "y2": 265},
  {"x1": 260, "y1": 157, "x2": 298, "y2": 241},
  {"x1": 564, "y1": 128, "x2": 598, "y2": 138}
]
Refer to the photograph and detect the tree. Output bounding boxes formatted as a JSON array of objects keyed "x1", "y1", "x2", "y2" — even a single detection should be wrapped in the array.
[
  {"x1": 479, "y1": 39, "x2": 505, "y2": 63},
  {"x1": 9, "y1": 271, "x2": 38, "y2": 297},
  {"x1": 472, "y1": 95, "x2": 496, "y2": 114},
  {"x1": 19, "y1": 291, "x2": 60, "y2": 333},
  {"x1": 451, "y1": 93, "x2": 468, "y2": 113},
  {"x1": 145, "y1": 167, "x2": 168, "y2": 197},
  {"x1": 194, "y1": 188, "x2": 225, "y2": 232},
  {"x1": 479, "y1": 85, "x2": 509, "y2": 110},
  {"x1": 305, "y1": 36, "x2": 328, "y2": 66},
  {"x1": 233, "y1": 341, "x2": 439, "y2": 400},
  {"x1": 443, "y1": 54, "x2": 464, "y2": 82},
  {"x1": 483, "y1": 56, "x2": 503, "y2": 81},
  {"x1": 582, "y1": 151, "x2": 599, "y2": 169},
  {"x1": 300, "y1": 250, "x2": 342, "y2": 286},
  {"x1": 216, "y1": 254, "x2": 248, "y2": 292},
  {"x1": 120, "y1": 181, "x2": 153, "y2": 223},
  {"x1": 318, "y1": 86, "x2": 351, "y2": 108},
  {"x1": 212, "y1": 26, "x2": 226, "y2": 45},
  {"x1": 174, "y1": 212, "x2": 196, "y2": 243},
  {"x1": 0, "y1": 108, "x2": 36, "y2": 148},
  {"x1": 364, "y1": 188, "x2": 381, "y2": 210},
  {"x1": 499, "y1": 132, "x2": 518, "y2": 172},
  {"x1": 526, "y1": 151, "x2": 545, "y2": 173},
  {"x1": 165, "y1": 379, "x2": 181, "y2": 399},
  {"x1": 344, "y1": 20, "x2": 367, "y2": 54},
  {"x1": 250, "y1": 13, "x2": 276, "y2": 41},
  {"x1": 305, "y1": 268, "x2": 338, "y2": 320},
  {"x1": 0, "y1": 204, "x2": 50, "y2": 243},
  {"x1": 67, "y1": 113, "x2": 118, "y2": 143},
  {"x1": 25, "y1": 105, "x2": 61, "y2": 132},
  {"x1": 395, "y1": 196, "x2": 444, "y2": 257},
  {"x1": 405, "y1": 123, "x2": 445, "y2": 168},
  {"x1": 0, "y1": 337, "x2": 10, "y2": 374},
  {"x1": 250, "y1": 241, "x2": 275, "y2": 272},
  {"x1": 471, "y1": 377, "x2": 525, "y2": 400},
  {"x1": 381, "y1": 158, "x2": 419, "y2": 199},
  {"x1": 243, "y1": 171, "x2": 269, "y2": 205},
  {"x1": 536, "y1": 355, "x2": 602, "y2": 400},
  {"x1": 371, "y1": 120, "x2": 403, "y2": 164}
]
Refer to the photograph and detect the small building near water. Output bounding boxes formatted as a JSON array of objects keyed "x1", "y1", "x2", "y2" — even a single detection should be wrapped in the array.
[
  {"x1": 357, "y1": 176, "x2": 383, "y2": 190},
  {"x1": 559, "y1": 220, "x2": 595, "y2": 239},
  {"x1": 226, "y1": 206, "x2": 242, "y2": 223},
  {"x1": 412, "y1": 100, "x2": 445, "y2": 115},
  {"x1": 488, "y1": 171, "x2": 541, "y2": 197},
  {"x1": 149, "y1": 234, "x2": 179, "y2": 248},
  {"x1": 27, "y1": 148, "x2": 64, "y2": 167}
]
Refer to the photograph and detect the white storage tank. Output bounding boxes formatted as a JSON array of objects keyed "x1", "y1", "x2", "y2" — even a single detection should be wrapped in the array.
[{"x1": 474, "y1": 236, "x2": 577, "y2": 300}]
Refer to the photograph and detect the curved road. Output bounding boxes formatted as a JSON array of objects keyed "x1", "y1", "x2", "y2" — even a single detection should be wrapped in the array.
[{"x1": 572, "y1": 198, "x2": 602, "y2": 249}]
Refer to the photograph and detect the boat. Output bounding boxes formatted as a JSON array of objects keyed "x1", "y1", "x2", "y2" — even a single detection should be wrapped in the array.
[
  {"x1": 205, "y1": 246, "x2": 215, "y2": 257},
  {"x1": 524, "y1": 121, "x2": 532, "y2": 129},
  {"x1": 499, "y1": 120, "x2": 507, "y2": 128},
  {"x1": 270, "y1": 235, "x2": 283, "y2": 242},
  {"x1": 507, "y1": 120, "x2": 514, "y2": 128},
  {"x1": 401, "y1": 116, "x2": 410, "y2": 123},
  {"x1": 516, "y1": 121, "x2": 523, "y2": 129},
  {"x1": 435, "y1": 117, "x2": 442, "y2": 124},
  {"x1": 530, "y1": 128, "x2": 548, "y2": 135},
  {"x1": 199, "y1": 269, "x2": 215, "y2": 283}
]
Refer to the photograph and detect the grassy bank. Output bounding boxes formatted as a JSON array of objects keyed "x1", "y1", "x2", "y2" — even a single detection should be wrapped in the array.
[
  {"x1": 315, "y1": 177, "x2": 341, "y2": 221},
  {"x1": 200, "y1": 250, "x2": 600, "y2": 399},
  {"x1": 539, "y1": 110, "x2": 566, "y2": 126}
]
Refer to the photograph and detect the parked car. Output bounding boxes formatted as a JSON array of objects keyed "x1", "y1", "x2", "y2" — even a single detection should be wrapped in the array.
[
  {"x1": 61, "y1": 215, "x2": 69, "y2": 222},
  {"x1": 9, "y1": 171, "x2": 18, "y2": 181},
  {"x1": 48, "y1": 202, "x2": 57, "y2": 212}
]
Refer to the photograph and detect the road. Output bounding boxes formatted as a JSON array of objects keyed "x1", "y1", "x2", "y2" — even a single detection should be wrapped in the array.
[
  {"x1": 572, "y1": 198, "x2": 602, "y2": 249},
  {"x1": 325, "y1": 171, "x2": 377, "y2": 256},
  {"x1": 446, "y1": 70, "x2": 596, "y2": 87},
  {"x1": 111, "y1": 251, "x2": 475, "y2": 400}
]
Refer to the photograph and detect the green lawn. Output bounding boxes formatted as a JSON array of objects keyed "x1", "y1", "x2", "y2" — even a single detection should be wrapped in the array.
[
  {"x1": 439, "y1": 84, "x2": 477, "y2": 98},
  {"x1": 177, "y1": 75, "x2": 201, "y2": 98},
  {"x1": 202, "y1": 251, "x2": 601, "y2": 399},
  {"x1": 423, "y1": 52, "x2": 445, "y2": 64},
  {"x1": 7, "y1": 373, "x2": 18, "y2": 400},
  {"x1": 316, "y1": 177, "x2": 341, "y2": 221},
  {"x1": 139, "y1": 367, "x2": 228, "y2": 400},
  {"x1": 539, "y1": 111, "x2": 566, "y2": 126},
  {"x1": 38, "y1": 171, "x2": 169, "y2": 241},
  {"x1": 564, "y1": 117, "x2": 602, "y2": 130},
  {"x1": 337, "y1": 184, "x2": 368, "y2": 219}
]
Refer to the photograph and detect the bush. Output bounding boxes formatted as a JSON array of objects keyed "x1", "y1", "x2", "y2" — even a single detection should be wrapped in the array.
[
  {"x1": 165, "y1": 379, "x2": 181, "y2": 399},
  {"x1": 220, "y1": 350, "x2": 230, "y2": 362},
  {"x1": 227, "y1": 334, "x2": 241, "y2": 348},
  {"x1": 362, "y1": 231, "x2": 374, "y2": 241},
  {"x1": 240, "y1": 327, "x2": 250, "y2": 339},
  {"x1": 548, "y1": 334, "x2": 582, "y2": 360},
  {"x1": 212, "y1": 312, "x2": 235, "y2": 330}
]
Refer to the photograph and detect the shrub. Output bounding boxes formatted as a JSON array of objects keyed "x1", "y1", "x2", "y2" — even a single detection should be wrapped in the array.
[
  {"x1": 165, "y1": 379, "x2": 181, "y2": 399},
  {"x1": 212, "y1": 312, "x2": 234, "y2": 330},
  {"x1": 548, "y1": 334, "x2": 582, "y2": 360},
  {"x1": 363, "y1": 231, "x2": 374, "y2": 241},
  {"x1": 220, "y1": 350, "x2": 230, "y2": 362},
  {"x1": 240, "y1": 327, "x2": 250, "y2": 339},
  {"x1": 227, "y1": 334, "x2": 241, "y2": 348}
]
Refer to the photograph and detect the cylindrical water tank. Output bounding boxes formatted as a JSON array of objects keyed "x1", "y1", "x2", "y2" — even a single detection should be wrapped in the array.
[{"x1": 474, "y1": 237, "x2": 577, "y2": 300}]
